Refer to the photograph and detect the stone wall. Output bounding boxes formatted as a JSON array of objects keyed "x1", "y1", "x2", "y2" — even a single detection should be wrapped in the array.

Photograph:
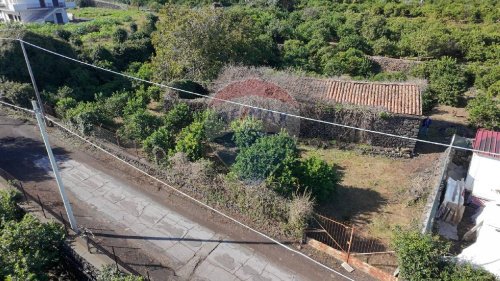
[
  {"x1": 299, "y1": 103, "x2": 422, "y2": 152},
  {"x1": 368, "y1": 56, "x2": 422, "y2": 73}
]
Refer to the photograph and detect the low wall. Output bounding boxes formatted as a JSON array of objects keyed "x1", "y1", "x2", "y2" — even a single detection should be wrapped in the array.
[
  {"x1": 307, "y1": 238, "x2": 397, "y2": 281},
  {"x1": 300, "y1": 103, "x2": 422, "y2": 152}
]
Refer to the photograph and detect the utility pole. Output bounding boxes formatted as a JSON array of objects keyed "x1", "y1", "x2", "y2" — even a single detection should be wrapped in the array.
[
  {"x1": 32, "y1": 101, "x2": 79, "y2": 233},
  {"x1": 21, "y1": 40, "x2": 48, "y2": 127}
]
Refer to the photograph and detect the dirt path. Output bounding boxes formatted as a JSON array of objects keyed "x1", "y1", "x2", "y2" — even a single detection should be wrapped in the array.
[{"x1": 0, "y1": 111, "x2": 373, "y2": 281}]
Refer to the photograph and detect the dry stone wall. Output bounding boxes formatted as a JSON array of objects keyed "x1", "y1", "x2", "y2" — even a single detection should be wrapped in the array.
[{"x1": 299, "y1": 103, "x2": 422, "y2": 152}]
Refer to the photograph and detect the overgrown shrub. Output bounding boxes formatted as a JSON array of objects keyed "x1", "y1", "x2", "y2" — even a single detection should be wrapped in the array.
[
  {"x1": 175, "y1": 120, "x2": 205, "y2": 161},
  {"x1": 0, "y1": 80, "x2": 34, "y2": 108},
  {"x1": 163, "y1": 102, "x2": 193, "y2": 133},
  {"x1": 113, "y1": 28, "x2": 128, "y2": 43},
  {"x1": 414, "y1": 57, "x2": 468, "y2": 106},
  {"x1": 103, "y1": 91, "x2": 131, "y2": 118},
  {"x1": 230, "y1": 116, "x2": 265, "y2": 149},
  {"x1": 392, "y1": 229, "x2": 449, "y2": 280},
  {"x1": 119, "y1": 110, "x2": 162, "y2": 141},
  {"x1": 232, "y1": 130, "x2": 298, "y2": 187},
  {"x1": 55, "y1": 97, "x2": 78, "y2": 119},
  {"x1": 466, "y1": 93, "x2": 500, "y2": 130},
  {"x1": 392, "y1": 229, "x2": 496, "y2": 281},
  {"x1": 97, "y1": 265, "x2": 144, "y2": 281},
  {"x1": 65, "y1": 102, "x2": 111, "y2": 135},
  {"x1": 295, "y1": 156, "x2": 339, "y2": 202},
  {"x1": 323, "y1": 48, "x2": 374, "y2": 77},
  {"x1": 287, "y1": 192, "x2": 314, "y2": 239},
  {"x1": 143, "y1": 127, "x2": 175, "y2": 163}
]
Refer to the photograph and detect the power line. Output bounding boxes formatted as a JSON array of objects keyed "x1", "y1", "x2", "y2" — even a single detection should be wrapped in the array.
[
  {"x1": 1, "y1": 37, "x2": 499, "y2": 157},
  {"x1": 0, "y1": 100, "x2": 356, "y2": 281}
]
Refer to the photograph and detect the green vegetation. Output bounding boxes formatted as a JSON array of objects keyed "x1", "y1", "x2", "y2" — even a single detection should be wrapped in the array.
[
  {"x1": 393, "y1": 229, "x2": 496, "y2": 281},
  {"x1": 0, "y1": 190, "x2": 65, "y2": 280},
  {"x1": 230, "y1": 117, "x2": 265, "y2": 149},
  {"x1": 97, "y1": 265, "x2": 144, "y2": 281}
]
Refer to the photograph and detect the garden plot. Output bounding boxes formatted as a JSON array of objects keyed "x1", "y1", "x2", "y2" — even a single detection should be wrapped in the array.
[{"x1": 301, "y1": 145, "x2": 443, "y2": 244}]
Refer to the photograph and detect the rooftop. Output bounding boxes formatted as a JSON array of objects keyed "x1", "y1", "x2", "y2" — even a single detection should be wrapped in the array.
[
  {"x1": 318, "y1": 80, "x2": 422, "y2": 116},
  {"x1": 473, "y1": 129, "x2": 500, "y2": 158}
]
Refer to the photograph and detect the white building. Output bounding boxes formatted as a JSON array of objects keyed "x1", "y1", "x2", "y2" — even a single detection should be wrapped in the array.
[
  {"x1": 465, "y1": 129, "x2": 500, "y2": 202},
  {"x1": 458, "y1": 128, "x2": 500, "y2": 278},
  {"x1": 0, "y1": 0, "x2": 75, "y2": 24}
]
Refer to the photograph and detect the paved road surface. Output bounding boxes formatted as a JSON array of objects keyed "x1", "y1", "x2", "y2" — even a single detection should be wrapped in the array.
[{"x1": 0, "y1": 110, "x2": 372, "y2": 281}]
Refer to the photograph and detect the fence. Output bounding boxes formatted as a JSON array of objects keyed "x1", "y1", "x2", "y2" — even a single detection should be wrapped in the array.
[
  {"x1": 307, "y1": 213, "x2": 390, "y2": 262},
  {"x1": 0, "y1": 169, "x2": 147, "y2": 280}
]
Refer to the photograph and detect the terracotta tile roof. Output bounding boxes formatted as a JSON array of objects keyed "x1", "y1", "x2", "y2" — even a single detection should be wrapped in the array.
[
  {"x1": 473, "y1": 129, "x2": 500, "y2": 159},
  {"x1": 320, "y1": 80, "x2": 422, "y2": 116}
]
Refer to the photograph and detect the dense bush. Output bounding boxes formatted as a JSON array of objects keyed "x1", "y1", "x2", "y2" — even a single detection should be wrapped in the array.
[
  {"x1": 414, "y1": 57, "x2": 468, "y2": 106},
  {"x1": 232, "y1": 130, "x2": 298, "y2": 187},
  {"x1": 0, "y1": 79, "x2": 34, "y2": 108},
  {"x1": 175, "y1": 119, "x2": 205, "y2": 161},
  {"x1": 65, "y1": 102, "x2": 111, "y2": 135},
  {"x1": 466, "y1": 93, "x2": 500, "y2": 130},
  {"x1": 142, "y1": 126, "x2": 175, "y2": 163},
  {"x1": 113, "y1": 28, "x2": 128, "y2": 43},
  {"x1": 295, "y1": 156, "x2": 339, "y2": 203},
  {"x1": 163, "y1": 102, "x2": 193, "y2": 132},
  {"x1": 119, "y1": 110, "x2": 162, "y2": 141},
  {"x1": 0, "y1": 190, "x2": 65, "y2": 280},
  {"x1": 230, "y1": 116, "x2": 265, "y2": 149},
  {"x1": 393, "y1": 229, "x2": 450, "y2": 280},
  {"x1": 174, "y1": 110, "x2": 223, "y2": 160},
  {"x1": 323, "y1": 48, "x2": 374, "y2": 77},
  {"x1": 392, "y1": 229, "x2": 496, "y2": 281},
  {"x1": 55, "y1": 97, "x2": 78, "y2": 118},
  {"x1": 102, "y1": 91, "x2": 131, "y2": 118}
]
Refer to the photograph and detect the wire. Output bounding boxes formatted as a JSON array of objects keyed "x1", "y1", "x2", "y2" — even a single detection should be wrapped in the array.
[
  {"x1": 0, "y1": 100, "x2": 356, "y2": 281},
  {"x1": 12, "y1": 38, "x2": 499, "y2": 157}
]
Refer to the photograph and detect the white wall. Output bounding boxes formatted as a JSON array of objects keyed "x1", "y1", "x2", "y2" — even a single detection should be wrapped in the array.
[{"x1": 465, "y1": 154, "x2": 500, "y2": 201}]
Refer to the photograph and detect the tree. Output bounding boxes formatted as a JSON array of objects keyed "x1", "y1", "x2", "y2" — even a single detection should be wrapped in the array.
[
  {"x1": 230, "y1": 116, "x2": 265, "y2": 149},
  {"x1": 152, "y1": 6, "x2": 276, "y2": 82},
  {"x1": 295, "y1": 156, "x2": 339, "y2": 202},
  {"x1": 232, "y1": 131, "x2": 298, "y2": 187},
  {"x1": 467, "y1": 93, "x2": 500, "y2": 130}
]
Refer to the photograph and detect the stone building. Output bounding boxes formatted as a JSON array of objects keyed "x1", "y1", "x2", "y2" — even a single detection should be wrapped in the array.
[{"x1": 209, "y1": 67, "x2": 425, "y2": 153}]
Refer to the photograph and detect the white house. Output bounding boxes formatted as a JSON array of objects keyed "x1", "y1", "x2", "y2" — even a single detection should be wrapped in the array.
[
  {"x1": 465, "y1": 129, "x2": 500, "y2": 202},
  {"x1": 0, "y1": 0, "x2": 75, "y2": 24},
  {"x1": 458, "y1": 128, "x2": 500, "y2": 278}
]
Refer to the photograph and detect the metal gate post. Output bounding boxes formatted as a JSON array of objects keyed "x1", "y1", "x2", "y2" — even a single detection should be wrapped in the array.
[{"x1": 346, "y1": 226, "x2": 354, "y2": 263}]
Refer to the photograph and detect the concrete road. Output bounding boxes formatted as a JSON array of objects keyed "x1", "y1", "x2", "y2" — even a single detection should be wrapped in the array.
[
  {"x1": 0, "y1": 110, "x2": 372, "y2": 281},
  {"x1": 34, "y1": 156, "x2": 303, "y2": 281}
]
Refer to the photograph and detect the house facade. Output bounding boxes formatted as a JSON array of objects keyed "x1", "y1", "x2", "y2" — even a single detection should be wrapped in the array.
[{"x1": 0, "y1": 0, "x2": 74, "y2": 24}]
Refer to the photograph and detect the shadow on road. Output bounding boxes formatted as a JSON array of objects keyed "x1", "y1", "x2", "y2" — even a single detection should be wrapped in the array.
[
  {"x1": 0, "y1": 136, "x2": 71, "y2": 182},
  {"x1": 93, "y1": 232, "x2": 291, "y2": 245}
]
